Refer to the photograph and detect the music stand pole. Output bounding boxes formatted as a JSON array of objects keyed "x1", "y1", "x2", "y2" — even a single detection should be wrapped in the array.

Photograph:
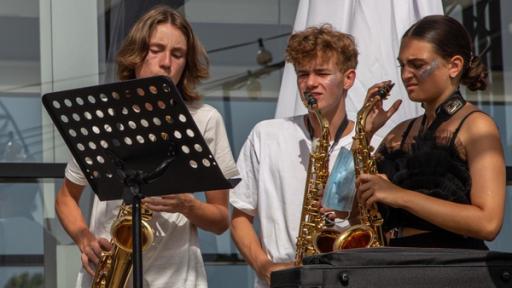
[
  {"x1": 112, "y1": 144, "x2": 176, "y2": 288},
  {"x1": 129, "y1": 186, "x2": 143, "y2": 288},
  {"x1": 118, "y1": 180, "x2": 144, "y2": 288}
]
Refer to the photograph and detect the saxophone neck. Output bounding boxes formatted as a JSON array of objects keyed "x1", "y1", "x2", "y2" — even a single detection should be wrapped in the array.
[
  {"x1": 315, "y1": 110, "x2": 330, "y2": 141},
  {"x1": 305, "y1": 92, "x2": 330, "y2": 142}
]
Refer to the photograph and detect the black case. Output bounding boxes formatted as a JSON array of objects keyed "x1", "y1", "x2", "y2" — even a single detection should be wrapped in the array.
[{"x1": 271, "y1": 247, "x2": 512, "y2": 288}]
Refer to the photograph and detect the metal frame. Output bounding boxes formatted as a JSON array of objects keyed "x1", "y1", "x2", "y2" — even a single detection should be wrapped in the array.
[{"x1": 0, "y1": 163, "x2": 65, "y2": 180}]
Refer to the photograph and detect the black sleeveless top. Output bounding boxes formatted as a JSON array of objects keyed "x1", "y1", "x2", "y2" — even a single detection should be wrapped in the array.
[{"x1": 377, "y1": 91, "x2": 488, "y2": 249}]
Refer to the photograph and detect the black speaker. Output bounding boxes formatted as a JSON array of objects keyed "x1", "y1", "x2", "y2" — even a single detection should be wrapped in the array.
[{"x1": 271, "y1": 248, "x2": 512, "y2": 288}]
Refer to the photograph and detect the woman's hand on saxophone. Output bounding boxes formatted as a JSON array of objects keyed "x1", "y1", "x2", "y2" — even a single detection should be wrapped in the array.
[
  {"x1": 363, "y1": 81, "x2": 401, "y2": 139},
  {"x1": 356, "y1": 173, "x2": 407, "y2": 208},
  {"x1": 77, "y1": 229, "x2": 112, "y2": 275}
]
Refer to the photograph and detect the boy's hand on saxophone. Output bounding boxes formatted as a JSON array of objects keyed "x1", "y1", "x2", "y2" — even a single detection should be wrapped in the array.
[
  {"x1": 143, "y1": 191, "x2": 230, "y2": 235},
  {"x1": 143, "y1": 193, "x2": 196, "y2": 214},
  {"x1": 77, "y1": 229, "x2": 112, "y2": 275},
  {"x1": 257, "y1": 260, "x2": 294, "y2": 285}
]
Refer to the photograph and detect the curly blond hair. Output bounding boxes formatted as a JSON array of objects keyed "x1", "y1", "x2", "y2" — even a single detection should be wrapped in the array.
[{"x1": 286, "y1": 24, "x2": 358, "y2": 72}]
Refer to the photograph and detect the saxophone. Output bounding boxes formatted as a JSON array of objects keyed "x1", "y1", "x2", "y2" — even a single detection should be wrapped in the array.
[
  {"x1": 331, "y1": 85, "x2": 392, "y2": 250},
  {"x1": 295, "y1": 93, "x2": 337, "y2": 265},
  {"x1": 92, "y1": 203, "x2": 154, "y2": 288}
]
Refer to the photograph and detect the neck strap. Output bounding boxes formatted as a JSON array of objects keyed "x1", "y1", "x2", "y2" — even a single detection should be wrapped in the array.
[
  {"x1": 305, "y1": 114, "x2": 349, "y2": 152},
  {"x1": 420, "y1": 90, "x2": 466, "y2": 136}
]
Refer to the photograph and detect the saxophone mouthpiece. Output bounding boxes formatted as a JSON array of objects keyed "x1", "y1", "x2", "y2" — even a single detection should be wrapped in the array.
[
  {"x1": 377, "y1": 82, "x2": 395, "y2": 98},
  {"x1": 305, "y1": 92, "x2": 317, "y2": 108}
]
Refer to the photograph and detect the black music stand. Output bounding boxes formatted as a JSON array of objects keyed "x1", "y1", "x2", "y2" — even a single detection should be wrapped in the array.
[{"x1": 42, "y1": 76, "x2": 239, "y2": 288}]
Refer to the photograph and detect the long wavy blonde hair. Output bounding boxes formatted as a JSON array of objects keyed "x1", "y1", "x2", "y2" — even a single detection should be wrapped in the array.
[{"x1": 116, "y1": 5, "x2": 209, "y2": 102}]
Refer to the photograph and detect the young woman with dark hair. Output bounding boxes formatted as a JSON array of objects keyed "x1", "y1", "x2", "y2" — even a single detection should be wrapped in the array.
[{"x1": 358, "y1": 15, "x2": 505, "y2": 249}]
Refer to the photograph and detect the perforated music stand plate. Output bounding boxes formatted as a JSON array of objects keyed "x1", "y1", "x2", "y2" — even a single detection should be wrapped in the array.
[{"x1": 43, "y1": 76, "x2": 235, "y2": 201}]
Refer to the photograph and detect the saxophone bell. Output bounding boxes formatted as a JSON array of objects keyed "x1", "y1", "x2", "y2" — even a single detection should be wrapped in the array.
[
  {"x1": 332, "y1": 224, "x2": 377, "y2": 250},
  {"x1": 313, "y1": 226, "x2": 344, "y2": 253},
  {"x1": 111, "y1": 205, "x2": 154, "y2": 252}
]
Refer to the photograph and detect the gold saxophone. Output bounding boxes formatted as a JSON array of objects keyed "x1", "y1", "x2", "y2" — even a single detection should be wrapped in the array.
[
  {"x1": 295, "y1": 86, "x2": 391, "y2": 265},
  {"x1": 92, "y1": 203, "x2": 154, "y2": 288},
  {"x1": 295, "y1": 93, "x2": 340, "y2": 265},
  {"x1": 333, "y1": 86, "x2": 393, "y2": 249}
]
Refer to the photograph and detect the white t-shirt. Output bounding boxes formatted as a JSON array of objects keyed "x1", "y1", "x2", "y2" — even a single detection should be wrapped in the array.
[
  {"x1": 229, "y1": 115, "x2": 354, "y2": 288},
  {"x1": 67, "y1": 102, "x2": 238, "y2": 288}
]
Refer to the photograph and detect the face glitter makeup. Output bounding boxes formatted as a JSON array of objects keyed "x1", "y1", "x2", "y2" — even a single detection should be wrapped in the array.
[{"x1": 416, "y1": 59, "x2": 438, "y2": 81}]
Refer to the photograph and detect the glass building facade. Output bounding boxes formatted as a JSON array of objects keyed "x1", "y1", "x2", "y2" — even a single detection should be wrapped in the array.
[{"x1": 0, "y1": 0, "x2": 510, "y2": 287}]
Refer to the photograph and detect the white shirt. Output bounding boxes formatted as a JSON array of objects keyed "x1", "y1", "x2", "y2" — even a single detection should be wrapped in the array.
[
  {"x1": 229, "y1": 115, "x2": 354, "y2": 288},
  {"x1": 67, "y1": 102, "x2": 238, "y2": 288}
]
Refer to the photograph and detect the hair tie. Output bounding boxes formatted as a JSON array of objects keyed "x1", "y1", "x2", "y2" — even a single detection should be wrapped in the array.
[{"x1": 468, "y1": 53, "x2": 475, "y2": 67}]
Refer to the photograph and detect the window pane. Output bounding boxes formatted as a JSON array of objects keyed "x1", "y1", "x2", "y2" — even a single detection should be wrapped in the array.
[{"x1": 0, "y1": 2, "x2": 42, "y2": 163}]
